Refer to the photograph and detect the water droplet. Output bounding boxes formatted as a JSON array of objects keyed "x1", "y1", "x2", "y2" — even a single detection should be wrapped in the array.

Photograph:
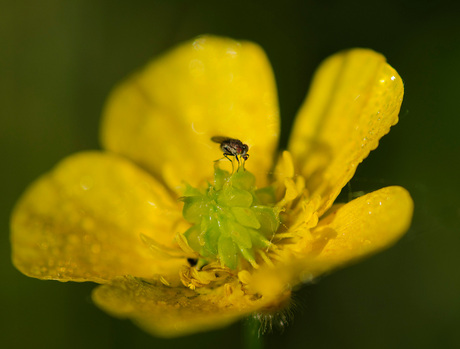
[
  {"x1": 226, "y1": 47, "x2": 238, "y2": 56},
  {"x1": 190, "y1": 121, "x2": 205, "y2": 135},
  {"x1": 147, "y1": 200, "x2": 157, "y2": 208},
  {"x1": 300, "y1": 271, "x2": 313, "y2": 284},
  {"x1": 189, "y1": 59, "x2": 204, "y2": 77},
  {"x1": 192, "y1": 37, "x2": 206, "y2": 50},
  {"x1": 80, "y1": 176, "x2": 93, "y2": 191}
]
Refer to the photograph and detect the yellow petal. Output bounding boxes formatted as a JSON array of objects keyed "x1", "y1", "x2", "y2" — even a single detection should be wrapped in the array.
[
  {"x1": 284, "y1": 186, "x2": 413, "y2": 283},
  {"x1": 288, "y1": 49, "x2": 404, "y2": 216},
  {"x1": 101, "y1": 35, "x2": 279, "y2": 192},
  {"x1": 11, "y1": 152, "x2": 185, "y2": 283},
  {"x1": 92, "y1": 276, "x2": 288, "y2": 337}
]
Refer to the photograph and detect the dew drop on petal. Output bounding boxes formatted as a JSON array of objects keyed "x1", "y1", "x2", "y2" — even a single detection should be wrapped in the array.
[
  {"x1": 300, "y1": 271, "x2": 314, "y2": 284},
  {"x1": 80, "y1": 176, "x2": 93, "y2": 191},
  {"x1": 147, "y1": 200, "x2": 157, "y2": 208},
  {"x1": 189, "y1": 59, "x2": 204, "y2": 77},
  {"x1": 226, "y1": 47, "x2": 238, "y2": 56},
  {"x1": 191, "y1": 121, "x2": 206, "y2": 135},
  {"x1": 192, "y1": 37, "x2": 206, "y2": 50}
]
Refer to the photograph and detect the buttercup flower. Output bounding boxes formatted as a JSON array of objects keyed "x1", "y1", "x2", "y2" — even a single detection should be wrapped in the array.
[{"x1": 11, "y1": 35, "x2": 413, "y2": 337}]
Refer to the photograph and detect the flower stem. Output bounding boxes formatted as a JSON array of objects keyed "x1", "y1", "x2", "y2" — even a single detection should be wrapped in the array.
[{"x1": 244, "y1": 315, "x2": 263, "y2": 349}]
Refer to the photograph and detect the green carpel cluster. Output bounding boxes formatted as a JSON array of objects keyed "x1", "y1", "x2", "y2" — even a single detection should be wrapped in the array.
[{"x1": 181, "y1": 166, "x2": 280, "y2": 269}]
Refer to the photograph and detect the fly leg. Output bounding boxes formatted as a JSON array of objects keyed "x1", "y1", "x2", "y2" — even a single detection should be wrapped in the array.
[
  {"x1": 213, "y1": 152, "x2": 235, "y2": 172},
  {"x1": 224, "y1": 153, "x2": 235, "y2": 173},
  {"x1": 235, "y1": 155, "x2": 241, "y2": 171}
]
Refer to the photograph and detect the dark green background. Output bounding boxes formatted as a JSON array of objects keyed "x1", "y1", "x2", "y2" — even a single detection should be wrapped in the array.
[{"x1": 2, "y1": 1, "x2": 459, "y2": 348}]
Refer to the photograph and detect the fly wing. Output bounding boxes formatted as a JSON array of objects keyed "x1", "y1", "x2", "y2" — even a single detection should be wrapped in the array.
[{"x1": 211, "y1": 136, "x2": 231, "y2": 144}]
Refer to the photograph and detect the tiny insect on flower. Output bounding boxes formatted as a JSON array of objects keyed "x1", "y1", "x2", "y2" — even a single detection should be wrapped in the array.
[{"x1": 211, "y1": 136, "x2": 250, "y2": 171}]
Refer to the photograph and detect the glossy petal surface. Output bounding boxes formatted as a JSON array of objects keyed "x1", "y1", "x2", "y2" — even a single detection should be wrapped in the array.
[
  {"x1": 288, "y1": 49, "x2": 404, "y2": 215},
  {"x1": 275, "y1": 186, "x2": 413, "y2": 283},
  {"x1": 101, "y1": 36, "x2": 279, "y2": 191},
  {"x1": 92, "y1": 276, "x2": 282, "y2": 337},
  {"x1": 11, "y1": 152, "x2": 184, "y2": 282}
]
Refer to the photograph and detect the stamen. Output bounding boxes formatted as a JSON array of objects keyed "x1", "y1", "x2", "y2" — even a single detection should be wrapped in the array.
[
  {"x1": 179, "y1": 262, "x2": 234, "y2": 289},
  {"x1": 273, "y1": 232, "x2": 298, "y2": 240},
  {"x1": 159, "y1": 276, "x2": 170, "y2": 286},
  {"x1": 175, "y1": 232, "x2": 199, "y2": 256},
  {"x1": 258, "y1": 250, "x2": 274, "y2": 267},
  {"x1": 277, "y1": 178, "x2": 301, "y2": 208},
  {"x1": 238, "y1": 270, "x2": 252, "y2": 285},
  {"x1": 140, "y1": 233, "x2": 193, "y2": 259},
  {"x1": 225, "y1": 283, "x2": 233, "y2": 296}
]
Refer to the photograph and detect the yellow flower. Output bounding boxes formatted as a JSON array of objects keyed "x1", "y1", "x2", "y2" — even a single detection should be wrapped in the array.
[{"x1": 10, "y1": 35, "x2": 413, "y2": 337}]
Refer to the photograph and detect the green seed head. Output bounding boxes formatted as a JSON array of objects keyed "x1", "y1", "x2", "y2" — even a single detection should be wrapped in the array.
[{"x1": 181, "y1": 166, "x2": 280, "y2": 270}]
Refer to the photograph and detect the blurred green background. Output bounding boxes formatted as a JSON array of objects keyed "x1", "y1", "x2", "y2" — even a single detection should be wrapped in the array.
[{"x1": 2, "y1": 1, "x2": 459, "y2": 348}]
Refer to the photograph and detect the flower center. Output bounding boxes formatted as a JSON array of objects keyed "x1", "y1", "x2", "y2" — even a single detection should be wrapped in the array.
[{"x1": 180, "y1": 165, "x2": 281, "y2": 270}]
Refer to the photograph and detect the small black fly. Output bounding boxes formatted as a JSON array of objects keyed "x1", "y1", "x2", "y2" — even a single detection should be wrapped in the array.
[{"x1": 211, "y1": 136, "x2": 249, "y2": 171}]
